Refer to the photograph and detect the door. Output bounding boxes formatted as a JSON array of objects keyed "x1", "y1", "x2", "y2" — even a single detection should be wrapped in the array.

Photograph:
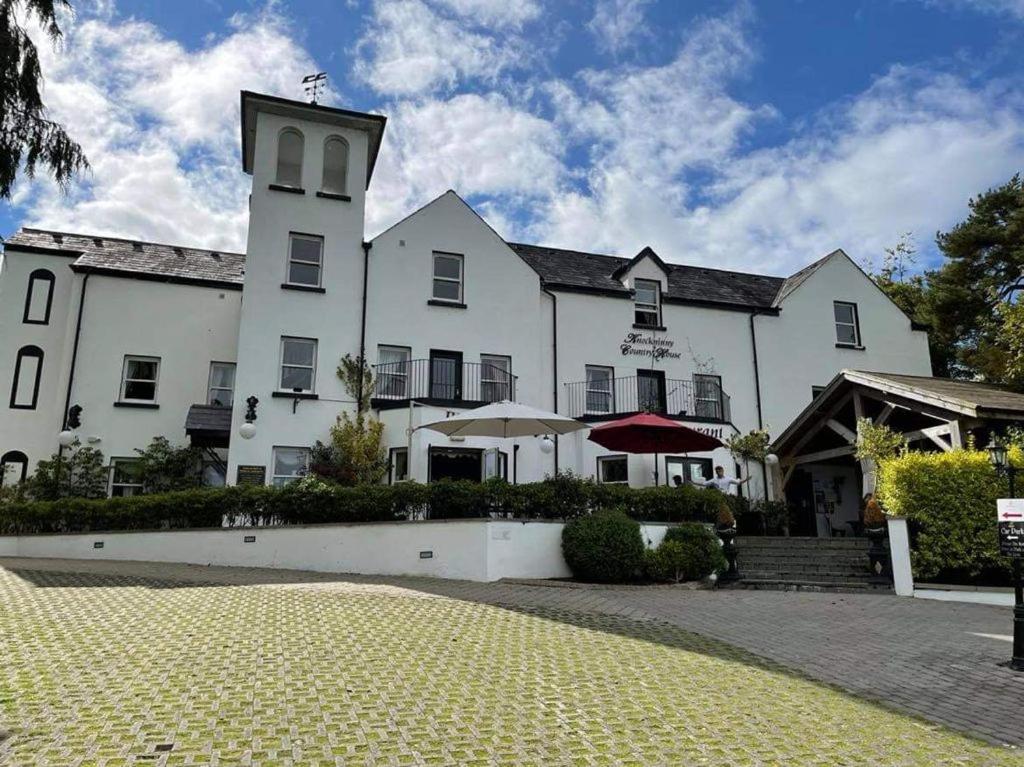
[
  {"x1": 429, "y1": 448, "x2": 482, "y2": 482},
  {"x1": 637, "y1": 369, "x2": 666, "y2": 413},
  {"x1": 665, "y1": 456, "x2": 712, "y2": 486},
  {"x1": 430, "y1": 350, "x2": 463, "y2": 400}
]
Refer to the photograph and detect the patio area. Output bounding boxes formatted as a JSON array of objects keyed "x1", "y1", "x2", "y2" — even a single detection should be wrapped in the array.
[{"x1": 0, "y1": 558, "x2": 1020, "y2": 765}]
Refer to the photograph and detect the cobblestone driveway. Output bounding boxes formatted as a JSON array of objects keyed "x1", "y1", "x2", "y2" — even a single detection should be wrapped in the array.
[{"x1": 0, "y1": 558, "x2": 1021, "y2": 766}]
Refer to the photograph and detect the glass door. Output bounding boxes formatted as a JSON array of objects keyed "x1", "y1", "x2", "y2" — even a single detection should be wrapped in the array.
[
  {"x1": 637, "y1": 369, "x2": 666, "y2": 413},
  {"x1": 429, "y1": 350, "x2": 463, "y2": 400}
]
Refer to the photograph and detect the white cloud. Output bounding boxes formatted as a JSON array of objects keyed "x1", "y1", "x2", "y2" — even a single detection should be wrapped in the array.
[
  {"x1": 354, "y1": 0, "x2": 531, "y2": 96},
  {"x1": 587, "y1": 0, "x2": 652, "y2": 54},
  {"x1": 919, "y1": 0, "x2": 1024, "y2": 20},
  {"x1": 16, "y1": 7, "x2": 322, "y2": 251},
  {"x1": 432, "y1": 0, "x2": 542, "y2": 28}
]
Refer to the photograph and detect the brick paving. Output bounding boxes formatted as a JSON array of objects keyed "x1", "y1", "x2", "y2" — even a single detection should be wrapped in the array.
[{"x1": 1, "y1": 558, "x2": 1022, "y2": 766}]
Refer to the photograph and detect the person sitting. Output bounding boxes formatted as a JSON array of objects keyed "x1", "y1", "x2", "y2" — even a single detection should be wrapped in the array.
[
  {"x1": 672, "y1": 474, "x2": 684, "y2": 488},
  {"x1": 697, "y1": 465, "x2": 750, "y2": 495}
]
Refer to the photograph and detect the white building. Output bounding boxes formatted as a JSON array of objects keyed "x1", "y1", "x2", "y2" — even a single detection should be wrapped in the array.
[{"x1": 0, "y1": 91, "x2": 932, "y2": 500}]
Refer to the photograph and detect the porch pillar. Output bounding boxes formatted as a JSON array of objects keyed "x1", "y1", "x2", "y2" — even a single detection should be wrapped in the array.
[{"x1": 887, "y1": 517, "x2": 914, "y2": 597}]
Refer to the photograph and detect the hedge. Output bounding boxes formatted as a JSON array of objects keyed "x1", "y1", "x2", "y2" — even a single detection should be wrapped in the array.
[
  {"x1": 876, "y1": 449, "x2": 1015, "y2": 585},
  {"x1": 0, "y1": 476, "x2": 738, "y2": 535}
]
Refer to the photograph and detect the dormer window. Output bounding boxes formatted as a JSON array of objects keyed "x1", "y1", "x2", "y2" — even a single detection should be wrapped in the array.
[
  {"x1": 634, "y1": 279, "x2": 661, "y2": 327},
  {"x1": 321, "y1": 137, "x2": 349, "y2": 196},
  {"x1": 275, "y1": 128, "x2": 304, "y2": 188}
]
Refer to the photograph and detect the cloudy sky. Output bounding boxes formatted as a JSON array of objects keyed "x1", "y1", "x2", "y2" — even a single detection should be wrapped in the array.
[{"x1": 4, "y1": 0, "x2": 1024, "y2": 275}]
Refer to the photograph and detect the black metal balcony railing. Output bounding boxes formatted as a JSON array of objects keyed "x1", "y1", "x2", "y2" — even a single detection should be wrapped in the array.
[
  {"x1": 372, "y1": 358, "x2": 517, "y2": 405},
  {"x1": 563, "y1": 376, "x2": 731, "y2": 422}
]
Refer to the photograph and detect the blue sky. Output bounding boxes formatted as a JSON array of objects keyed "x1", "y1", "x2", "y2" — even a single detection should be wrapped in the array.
[{"x1": 4, "y1": 0, "x2": 1024, "y2": 275}]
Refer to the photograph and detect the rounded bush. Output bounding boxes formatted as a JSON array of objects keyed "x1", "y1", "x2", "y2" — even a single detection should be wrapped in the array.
[
  {"x1": 648, "y1": 523, "x2": 726, "y2": 582},
  {"x1": 561, "y1": 509, "x2": 645, "y2": 583}
]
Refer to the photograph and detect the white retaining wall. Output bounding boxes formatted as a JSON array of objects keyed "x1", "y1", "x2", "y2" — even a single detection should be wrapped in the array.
[{"x1": 0, "y1": 519, "x2": 672, "y2": 582}]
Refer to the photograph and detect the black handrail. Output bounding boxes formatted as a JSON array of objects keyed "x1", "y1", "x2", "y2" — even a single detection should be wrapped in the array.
[
  {"x1": 373, "y1": 358, "x2": 517, "y2": 403},
  {"x1": 563, "y1": 375, "x2": 731, "y2": 422}
]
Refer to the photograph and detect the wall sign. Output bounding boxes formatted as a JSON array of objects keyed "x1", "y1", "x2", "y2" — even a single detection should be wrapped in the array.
[
  {"x1": 620, "y1": 331, "x2": 681, "y2": 360},
  {"x1": 997, "y1": 499, "x2": 1024, "y2": 558},
  {"x1": 236, "y1": 464, "x2": 266, "y2": 486}
]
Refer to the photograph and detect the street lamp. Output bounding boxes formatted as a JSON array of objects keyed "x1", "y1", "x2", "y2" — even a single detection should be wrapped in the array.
[{"x1": 987, "y1": 437, "x2": 1024, "y2": 671}]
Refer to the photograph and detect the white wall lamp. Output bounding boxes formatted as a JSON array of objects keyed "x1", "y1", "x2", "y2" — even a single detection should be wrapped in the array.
[
  {"x1": 240, "y1": 395, "x2": 259, "y2": 440},
  {"x1": 539, "y1": 436, "x2": 555, "y2": 455}
]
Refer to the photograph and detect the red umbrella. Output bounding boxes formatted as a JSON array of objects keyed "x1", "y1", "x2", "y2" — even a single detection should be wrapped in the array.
[{"x1": 588, "y1": 413, "x2": 723, "y2": 484}]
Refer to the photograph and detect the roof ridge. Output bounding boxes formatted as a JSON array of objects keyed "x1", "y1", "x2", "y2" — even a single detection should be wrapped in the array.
[{"x1": 17, "y1": 227, "x2": 245, "y2": 257}]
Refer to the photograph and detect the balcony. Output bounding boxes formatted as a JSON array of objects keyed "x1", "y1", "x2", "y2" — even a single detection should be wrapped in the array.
[
  {"x1": 371, "y1": 358, "x2": 518, "y2": 409},
  {"x1": 563, "y1": 375, "x2": 731, "y2": 423}
]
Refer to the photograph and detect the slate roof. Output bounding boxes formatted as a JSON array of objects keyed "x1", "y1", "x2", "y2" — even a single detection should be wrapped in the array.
[
  {"x1": 771, "y1": 249, "x2": 841, "y2": 306},
  {"x1": 852, "y1": 371, "x2": 1024, "y2": 416},
  {"x1": 184, "y1": 405, "x2": 233, "y2": 434},
  {"x1": 508, "y1": 242, "x2": 786, "y2": 311},
  {"x1": 3, "y1": 228, "x2": 245, "y2": 288}
]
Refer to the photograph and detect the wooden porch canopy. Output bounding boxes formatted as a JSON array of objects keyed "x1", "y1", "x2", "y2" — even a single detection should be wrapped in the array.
[{"x1": 770, "y1": 370, "x2": 1024, "y2": 490}]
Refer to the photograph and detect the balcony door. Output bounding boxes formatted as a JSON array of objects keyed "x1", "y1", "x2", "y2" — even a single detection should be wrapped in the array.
[
  {"x1": 430, "y1": 350, "x2": 463, "y2": 401},
  {"x1": 637, "y1": 369, "x2": 666, "y2": 413}
]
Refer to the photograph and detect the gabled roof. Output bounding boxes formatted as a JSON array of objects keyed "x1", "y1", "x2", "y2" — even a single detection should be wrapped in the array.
[
  {"x1": 771, "y1": 249, "x2": 843, "y2": 306},
  {"x1": 610, "y1": 246, "x2": 670, "y2": 280},
  {"x1": 3, "y1": 228, "x2": 245, "y2": 289},
  {"x1": 509, "y1": 242, "x2": 786, "y2": 311}
]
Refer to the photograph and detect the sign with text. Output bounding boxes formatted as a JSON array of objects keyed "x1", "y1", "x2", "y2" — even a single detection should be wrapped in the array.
[
  {"x1": 620, "y1": 331, "x2": 682, "y2": 361},
  {"x1": 236, "y1": 464, "x2": 267, "y2": 486},
  {"x1": 997, "y1": 499, "x2": 1024, "y2": 558}
]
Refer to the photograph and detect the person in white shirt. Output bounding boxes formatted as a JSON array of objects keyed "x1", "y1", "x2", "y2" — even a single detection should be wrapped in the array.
[{"x1": 698, "y1": 465, "x2": 750, "y2": 494}]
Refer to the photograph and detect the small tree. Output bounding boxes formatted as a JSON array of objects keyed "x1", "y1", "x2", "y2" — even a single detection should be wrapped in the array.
[
  {"x1": 854, "y1": 419, "x2": 906, "y2": 464},
  {"x1": 725, "y1": 428, "x2": 770, "y2": 485},
  {"x1": 134, "y1": 436, "x2": 204, "y2": 494},
  {"x1": 24, "y1": 441, "x2": 107, "y2": 500}
]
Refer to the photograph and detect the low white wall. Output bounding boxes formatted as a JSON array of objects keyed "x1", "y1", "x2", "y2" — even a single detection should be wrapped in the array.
[{"x1": 0, "y1": 520, "x2": 673, "y2": 583}]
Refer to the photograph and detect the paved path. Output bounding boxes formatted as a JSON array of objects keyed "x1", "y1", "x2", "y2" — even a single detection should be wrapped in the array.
[{"x1": 2, "y1": 557, "x2": 1023, "y2": 760}]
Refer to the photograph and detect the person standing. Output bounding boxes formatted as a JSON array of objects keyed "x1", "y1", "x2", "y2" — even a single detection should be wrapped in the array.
[{"x1": 698, "y1": 465, "x2": 749, "y2": 495}]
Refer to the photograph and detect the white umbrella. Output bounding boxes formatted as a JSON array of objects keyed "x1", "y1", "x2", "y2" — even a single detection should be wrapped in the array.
[{"x1": 418, "y1": 400, "x2": 587, "y2": 438}]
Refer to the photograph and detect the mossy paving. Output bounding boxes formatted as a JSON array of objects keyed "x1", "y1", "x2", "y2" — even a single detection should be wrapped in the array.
[{"x1": 0, "y1": 568, "x2": 1017, "y2": 766}]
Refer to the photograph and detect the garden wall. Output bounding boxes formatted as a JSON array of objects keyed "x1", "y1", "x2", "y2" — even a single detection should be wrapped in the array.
[{"x1": 0, "y1": 519, "x2": 671, "y2": 582}]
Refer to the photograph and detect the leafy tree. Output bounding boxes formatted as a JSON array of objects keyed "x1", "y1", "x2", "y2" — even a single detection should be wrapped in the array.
[
  {"x1": 134, "y1": 436, "x2": 204, "y2": 494},
  {"x1": 1, "y1": 0, "x2": 89, "y2": 199},
  {"x1": 24, "y1": 440, "x2": 106, "y2": 500}
]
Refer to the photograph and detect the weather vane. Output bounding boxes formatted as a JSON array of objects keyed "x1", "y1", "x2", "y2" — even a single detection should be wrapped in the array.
[{"x1": 302, "y1": 72, "x2": 327, "y2": 104}]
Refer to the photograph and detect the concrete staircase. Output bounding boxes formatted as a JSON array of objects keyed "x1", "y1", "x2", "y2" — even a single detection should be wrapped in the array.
[{"x1": 731, "y1": 536, "x2": 892, "y2": 592}]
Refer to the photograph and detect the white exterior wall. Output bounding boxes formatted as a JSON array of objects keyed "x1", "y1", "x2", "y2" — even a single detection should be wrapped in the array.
[
  {"x1": 0, "y1": 251, "x2": 78, "y2": 468},
  {"x1": 757, "y1": 253, "x2": 932, "y2": 435},
  {"x1": 228, "y1": 110, "x2": 372, "y2": 481}
]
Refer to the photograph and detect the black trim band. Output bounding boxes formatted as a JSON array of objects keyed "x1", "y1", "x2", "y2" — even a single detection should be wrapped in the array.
[
  {"x1": 271, "y1": 391, "x2": 319, "y2": 400},
  {"x1": 113, "y1": 401, "x2": 159, "y2": 409},
  {"x1": 281, "y1": 283, "x2": 326, "y2": 293},
  {"x1": 316, "y1": 191, "x2": 351, "y2": 201},
  {"x1": 269, "y1": 184, "x2": 305, "y2": 195},
  {"x1": 427, "y1": 300, "x2": 467, "y2": 309}
]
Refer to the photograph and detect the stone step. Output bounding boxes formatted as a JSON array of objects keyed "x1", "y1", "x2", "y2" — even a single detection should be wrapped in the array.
[
  {"x1": 739, "y1": 565, "x2": 872, "y2": 578},
  {"x1": 735, "y1": 537, "x2": 869, "y2": 550},
  {"x1": 739, "y1": 551, "x2": 868, "y2": 562},
  {"x1": 741, "y1": 570, "x2": 876, "y2": 583},
  {"x1": 728, "y1": 578, "x2": 892, "y2": 593}
]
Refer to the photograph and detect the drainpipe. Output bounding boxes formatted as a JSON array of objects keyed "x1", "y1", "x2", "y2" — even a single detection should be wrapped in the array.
[
  {"x1": 60, "y1": 271, "x2": 90, "y2": 453},
  {"x1": 543, "y1": 287, "x2": 559, "y2": 474},
  {"x1": 748, "y1": 310, "x2": 769, "y2": 498},
  {"x1": 357, "y1": 240, "x2": 372, "y2": 412}
]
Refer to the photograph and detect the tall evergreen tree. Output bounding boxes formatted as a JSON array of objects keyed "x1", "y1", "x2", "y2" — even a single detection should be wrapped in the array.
[{"x1": 1, "y1": 0, "x2": 88, "y2": 199}]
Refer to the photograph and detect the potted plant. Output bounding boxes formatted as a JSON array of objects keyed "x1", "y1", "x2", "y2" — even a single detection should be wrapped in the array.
[
  {"x1": 715, "y1": 501, "x2": 739, "y2": 581},
  {"x1": 862, "y1": 495, "x2": 891, "y2": 583}
]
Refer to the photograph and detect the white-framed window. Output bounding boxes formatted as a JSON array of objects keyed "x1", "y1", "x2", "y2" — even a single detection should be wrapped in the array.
[
  {"x1": 480, "y1": 354, "x2": 512, "y2": 402},
  {"x1": 432, "y1": 252, "x2": 464, "y2": 302},
  {"x1": 377, "y1": 345, "x2": 411, "y2": 398},
  {"x1": 119, "y1": 355, "x2": 160, "y2": 403},
  {"x1": 597, "y1": 455, "x2": 628, "y2": 484},
  {"x1": 275, "y1": 128, "x2": 304, "y2": 187},
  {"x1": 693, "y1": 374, "x2": 723, "y2": 420},
  {"x1": 10, "y1": 345, "x2": 43, "y2": 410},
  {"x1": 834, "y1": 301, "x2": 861, "y2": 346},
  {"x1": 109, "y1": 459, "x2": 143, "y2": 497},
  {"x1": 207, "y1": 362, "x2": 236, "y2": 407},
  {"x1": 286, "y1": 233, "x2": 323, "y2": 287},
  {"x1": 390, "y1": 447, "x2": 409, "y2": 484},
  {"x1": 272, "y1": 446, "x2": 310, "y2": 487},
  {"x1": 279, "y1": 337, "x2": 317, "y2": 392},
  {"x1": 634, "y1": 279, "x2": 661, "y2": 327},
  {"x1": 585, "y1": 365, "x2": 614, "y2": 414},
  {"x1": 321, "y1": 136, "x2": 349, "y2": 195}
]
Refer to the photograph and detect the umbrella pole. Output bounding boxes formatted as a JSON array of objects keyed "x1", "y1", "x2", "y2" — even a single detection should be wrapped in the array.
[{"x1": 654, "y1": 451, "x2": 659, "y2": 486}]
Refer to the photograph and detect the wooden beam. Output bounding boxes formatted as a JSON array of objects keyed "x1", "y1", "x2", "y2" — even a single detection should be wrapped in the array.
[
  {"x1": 781, "y1": 464, "x2": 795, "y2": 489},
  {"x1": 826, "y1": 418, "x2": 857, "y2": 444},
  {"x1": 874, "y1": 403, "x2": 894, "y2": 425},
  {"x1": 903, "y1": 424, "x2": 953, "y2": 452},
  {"x1": 786, "y1": 391, "x2": 854, "y2": 458},
  {"x1": 793, "y1": 445, "x2": 857, "y2": 464},
  {"x1": 949, "y1": 420, "x2": 963, "y2": 449}
]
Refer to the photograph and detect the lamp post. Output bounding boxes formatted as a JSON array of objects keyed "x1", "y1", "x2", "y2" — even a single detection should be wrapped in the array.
[{"x1": 987, "y1": 438, "x2": 1024, "y2": 671}]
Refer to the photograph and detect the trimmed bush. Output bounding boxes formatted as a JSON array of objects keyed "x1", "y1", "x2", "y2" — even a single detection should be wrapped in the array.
[
  {"x1": 646, "y1": 523, "x2": 726, "y2": 582},
  {"x1": 876, "y1": 449, "x2": 1014, "y2": 585},
  {"x1": 561, "y1": 509, "x2": 646, "y2": 583}
]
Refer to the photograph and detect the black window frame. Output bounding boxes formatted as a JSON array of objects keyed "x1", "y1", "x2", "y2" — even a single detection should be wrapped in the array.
[
  {"x1": 0, "y1": 450, "x2": 29, "y2": 486},
  {"x1": 23, "y1": 268, "x2": 55, "y2": 325},
  {"x1": 9, "y1": 345, "x2": 43, "y2": 410}
]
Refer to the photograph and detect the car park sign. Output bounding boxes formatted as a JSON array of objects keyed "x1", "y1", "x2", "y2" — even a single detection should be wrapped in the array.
[{"x1": 997, "y1": 499, "x2": 1024, "y2": 558}]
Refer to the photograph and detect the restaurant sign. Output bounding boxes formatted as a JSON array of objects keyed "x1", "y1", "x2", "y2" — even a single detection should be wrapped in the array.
[{"x1": 620, "y1": 331, "x2": 681, "y2": 361}]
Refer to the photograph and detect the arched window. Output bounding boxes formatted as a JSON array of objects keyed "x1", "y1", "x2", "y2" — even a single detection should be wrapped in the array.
[
  {"x1": 275, "y1": 128, "x2": 304, "y2": 188},
  {"x1": 23, "y1": 269, "x2": 55, "y2": 325},
  {"x1": 0, "y1": 450, "x2": 29, "y2": 486},
  {"x1": 321, "y1": 136, "x2": 349, "y2": 196},
  {"x1": 10, "y1": 345, "x2": 43, "y2": 410}
]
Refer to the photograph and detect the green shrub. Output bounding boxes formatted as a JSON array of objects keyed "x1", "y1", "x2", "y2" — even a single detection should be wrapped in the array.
[
  {"x1": 646, "y1": 523, "x2": 726, "y2": 582},
  {"x1": 561, "y1": 509, "x2": 645, "y2": 583},
  {"x1": 876, "y1": 449, "x2": 1013, "y2": 585}
]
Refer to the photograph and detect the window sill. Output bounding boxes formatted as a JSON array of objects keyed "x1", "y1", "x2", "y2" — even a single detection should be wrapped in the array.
[
  {"x1": 633, "y1": 323, "x2": 667, "y2": 331},
  {"x1": 427, "y1": 299, "x2": 467, "y2": 309},
  {"x1": 836, "y1": 343, "x2": 866, "y2": 351},
  {"x1": 316, "y1": 190, "x2": 351, "y2": 202},
  {"x1": 281, "y1": 283, "x2": 326, "y2": 294},
  {"x1": 268, "y1": 184, "x2": 305, "y2": 195},
  {"x1": 271, "y1": 391, "x2": 319, "y2": 400},
  {"x1": 114, "y1": 401, "x2": 159, "y2": 409}
]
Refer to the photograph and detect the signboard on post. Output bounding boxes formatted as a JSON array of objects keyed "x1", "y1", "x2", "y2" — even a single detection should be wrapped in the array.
[{"x1": 997, "y1": 499, "x2": 1024, "y2": 558}]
